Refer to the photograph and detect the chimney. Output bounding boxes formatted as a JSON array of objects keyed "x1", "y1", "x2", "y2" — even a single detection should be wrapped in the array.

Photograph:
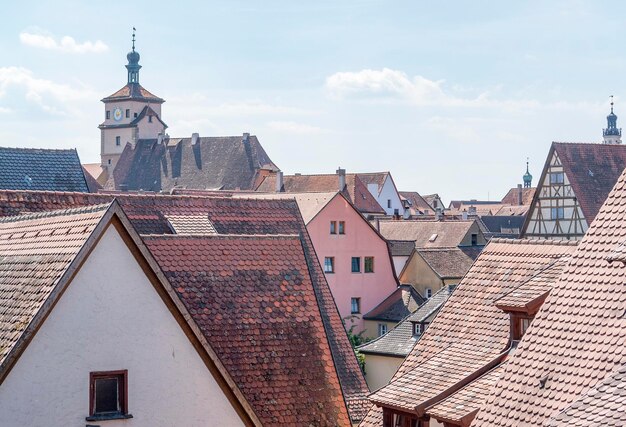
[
  {"x1": 275, "y1": 170, "x2": 284, "y2": 193},
  {"x1": 336, "y1": 167, "x2": 346, "y2": 191},
  {"x1": 462, "y1": 209, "x2": 468, "y2": 220},
  {"x1": 468, "y1": 205, "x2": 477, "y2": 216},
  {"x1": 435, "y1": 207, "x2": 443, "y2": 221},
  {"x1": 191, "y1": 133, "x2": 200, "y2": 146},
  {"x1": 403, "y1": 207, "x2": 410, "y2": 219},
  {"x1": 243, "y1": 132, "x2": 250, "y2": 142},
  {"x1": 517, "y1": 184, "x2": 523, "y2": 206}
]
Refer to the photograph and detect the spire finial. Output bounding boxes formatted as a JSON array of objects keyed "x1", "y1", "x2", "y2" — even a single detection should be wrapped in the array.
[
  {"x1": 611, "y1": 95, "x2": 614, "y2": 114},
  {"x1": 526, "y1": 157, "x2": 529, "y2": 173},
  {"x1": 132, "y1": 27, "x2": 136, "y2": 51}
]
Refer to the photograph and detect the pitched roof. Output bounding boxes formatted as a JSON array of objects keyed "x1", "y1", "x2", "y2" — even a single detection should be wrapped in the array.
[
  {"x1": 359, "y1": 286, "x2": 455, "y2": 358},
  {"x1": 107, "y1": 135, "x2": 278, "y2": 192},
  {"x1": 473, "y1": 163, "x2": 626, "y2": 427},
  {"x1": 426, "y1": 364, "x2": 505, "y2": 427},
  {"x1": 545, "y1": 364, "x2": 626, "y2": 427},
  {"x1": 233, "y1": 191, "x2": 337, "y2": 224},
  {"x1": 0, "y1": 189, "x2": 370, "y2": 422},
  {"x1": 399, "y1": 191, "x2": 433, "y2": 214},
  {"x1": 0, "y1": 204, "x2": 111, "y2": 368},
  {"x1": 255, "y1": 173, "x2": 385, "y2": 214},
  {"x1": 480, "y1": 215, "x2": 525, "y2": 239},
  {"x1": 0, "y1": 147, "x2": 90, "y2": 192},
  {"x1": 361, "y1": 239, "x2": 576, "y2": 425},
  {"x1": 144, "y1": 234, "x2": 351, "y2": 426},
  {"x1": 363, "y1": 285, "x2": 424, "y2": 322},
  {"x1": 357, "y1": 172, "x2": 390, "y2": 195},
  {"x1": 101, "y1": 82, "x2": 164, "y2": 102},
  {"x1": 500, "y1": 187, "x2": 536, "y2": 206},
  {"x1": 416, "y1": 247, "x2": 475, "y2": 279},
  {"x1": 388, "y1": 240, "x2": 415, "y2": 257},
  {"x1": 378, "y1": 220, "x2": 475, "y2": 248}
]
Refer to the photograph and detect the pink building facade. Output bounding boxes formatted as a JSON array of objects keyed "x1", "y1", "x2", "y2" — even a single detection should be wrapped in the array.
[{"x1": 305, "y1": 193, "x2": 399, "y2": 333}]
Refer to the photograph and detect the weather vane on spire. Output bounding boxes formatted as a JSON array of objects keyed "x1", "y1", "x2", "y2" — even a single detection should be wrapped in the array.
[{"x1": 132, "y1": 27, "x2": 136, "y2": 51}]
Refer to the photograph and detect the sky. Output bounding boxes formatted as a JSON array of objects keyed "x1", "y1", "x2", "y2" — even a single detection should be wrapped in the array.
[{"x1": 2, "y1": 0, "x2": 626, "y2": 202}]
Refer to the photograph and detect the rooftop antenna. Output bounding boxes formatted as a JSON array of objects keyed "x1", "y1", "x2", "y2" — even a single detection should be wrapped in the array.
[{"x1": 132, "y1": 27, "x2": 136, "y2": 51}]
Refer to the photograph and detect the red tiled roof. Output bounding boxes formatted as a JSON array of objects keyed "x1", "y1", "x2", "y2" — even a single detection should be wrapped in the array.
[
  {"x1": 144, "y1": 234, "x2": 351, "y2": 426},
  {"x1": 426, "y1": 364, "x2": 505, "y2": 427},
  {"x1": 361, "y1": 239, "x2": 576, "y2": 426},
  {"x1": 256, "y1": 173, "x2": 385, "y2": 214},
  {"x1": 473, "y1": 162, "x2": 626, "y2": 426},
  {"x1": 500, "y1": 187, "x2": 536, "y2": 206},
  {"x1": 0, "y1": 204, "x2": 111, "y2": 367},
  {"x1": 553, "y1": 142, "x2": 626, "y2": 224},
  {"x1": 545, "y1": 364, "x2": 626, "y2": 427},
  {"x1": 0, "y1": 189, "x2": 370, "y2": 422},
  {"x1": 102, "y1": 83, "x2": 164, "y2": 102}
]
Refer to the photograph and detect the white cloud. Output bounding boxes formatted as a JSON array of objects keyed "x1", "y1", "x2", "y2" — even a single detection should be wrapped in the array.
[
  {"x1": 0, "y1": 66, "x2": 97, "y2": 115},
  {"x1": 266, "y1": 121, "x2": 326, "y2": 134},
  {"x1": 20, "y1": 31, "x2": 108, "y2": 54}
]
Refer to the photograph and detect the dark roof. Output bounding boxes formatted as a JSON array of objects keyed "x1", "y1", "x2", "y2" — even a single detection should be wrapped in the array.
[
  {"x1": 0, "y1": 189, "x2": 370, "y2": 422},
  {"x1": 0, "y1": 147, "x2": 90, "y2": 192},
  {"x1": 480, "y1": 215, "x2": 525, "y2": 239},
  {"x1": 359, "y1": 286, "x2": 454, "y2": 358},
  {"x1": 416, "y1": 248, "x2": 475, "y2": 279},
  {"x1": 101, "y1": 82, "x2": 164, "y2": 103},
  {"x1": 144, "y1": 234, "x2": 351, "y2": 425},
  {"x1": 399, "y1": 191, "x2": 433, "y2": 214},
  {"x1": 361, "y1": 239, "x2": 577, "y2": 426},
  {"x1": 363, "y1": 285, "x2": 424, "y2": 322},
  {"x1": 130, "y1": 105, "x2": 167, "y2": 128},
  {"x1": 388, "y1": 240, "x2": 415, "y2": 257},
  {"x1": 474, "y1": 163, "x2": 626, "y2": 426},
  {"x1": 107, "y1": 134, "x2": 278, "y2": 192},
  {"x1": 256, "y1": 173, "x2": 385, "y2": 214},
  {"x1": 546, "y1": 364, "x2": 626, "y2": 427}
]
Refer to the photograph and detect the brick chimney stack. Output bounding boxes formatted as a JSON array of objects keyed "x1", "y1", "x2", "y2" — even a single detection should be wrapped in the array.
[
  {"x1": 336, "y1": 167, "x2": 346, "y2": 191},
  {"x1": 517, "y1": 184, "x2": 523, "y2": 206}
]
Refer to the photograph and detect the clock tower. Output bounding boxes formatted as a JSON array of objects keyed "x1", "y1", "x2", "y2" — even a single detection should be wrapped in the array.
[{"x1": 98, "y1": 29, "x2": 166, "y2": 172}]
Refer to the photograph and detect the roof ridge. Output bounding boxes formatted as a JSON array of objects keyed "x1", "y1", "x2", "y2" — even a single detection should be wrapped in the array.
[
  {"x1": 0, "y1": 147, "x2": 77, "y2": 153},
  {"x1": 489, "y1": 237, "x2": 579, "y2": 246},
  {"x1": 0, "y1": 203, "x2": 111, "y2": 223},
  {"x1": 142, "y1": 233, "x2": 301, "y2": 240}
]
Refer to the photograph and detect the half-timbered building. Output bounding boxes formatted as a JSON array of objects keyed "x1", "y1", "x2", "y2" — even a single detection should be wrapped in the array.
[{"x1": 521, "y1": 142, "x2": 626, "y2": 240}]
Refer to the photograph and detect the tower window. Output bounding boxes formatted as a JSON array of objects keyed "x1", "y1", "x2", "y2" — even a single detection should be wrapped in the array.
[
  {"x1": 125, "y1": 109, "x2": 130, "y2": 118},
  {"x1": 106, "y1": 111, "x2": 110, "y2": 120},
  {"x1": 148, "y1": 115, "x2": 153, "y2": 123},
  {"x1": 116, "y1": 136, "x2": 121, "y2": 146}
]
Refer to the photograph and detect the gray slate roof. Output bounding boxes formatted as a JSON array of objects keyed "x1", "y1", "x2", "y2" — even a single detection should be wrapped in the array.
[
  {"x1": 363, "y1": 285, "x2": 424, "y2": 322},
  {"x1": 107, "y1": 134, "x2": 278, "y2": 192},
  {"x1": 358, "y1": 285, "x2": 454, "y2": 357},
  {"x1": 0, "y1": 147, "x2": 89, "y2": 192}
]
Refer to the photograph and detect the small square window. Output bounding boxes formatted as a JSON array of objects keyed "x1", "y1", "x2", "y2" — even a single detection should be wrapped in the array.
[
  {"x1": 550, "y1": 172, "x2": 564, "y2": 184},
  {"x1": 125, "y1": 109, "x2": 130, "y2": 118},
  {"x1": 88, "y1": 370, "x2": 130, "y2": 421},
  {"x1": 116, "y1": 136, "x2": 121, "y2": 146},
  {"x1": 351, "y1": 257, "x2": 361, "y2": 273},
  {"x1": 378, "y1": 323, "x2": 388, "y2": 336},
  {"x1": 106, "y1": 111, "x2": 110, "y2": 120},
  {"x1": 338, "y1": 221, "x2": 345, "y2": 234},
  {"x1": 551, "y1": 207, "x2": 564, "y2": 220},
  {"x1": 330, "y1": 221, "x2": 337, "y2": 234},
  {"x1": 324, "y1": 257, "x2": 335, "y2": 273},
  {"x1": 351, "y1": 297, "x2": 361, "y2": 314},
  {"x1": 364, "y1": 256, "x2": 374, "y2": 273}
]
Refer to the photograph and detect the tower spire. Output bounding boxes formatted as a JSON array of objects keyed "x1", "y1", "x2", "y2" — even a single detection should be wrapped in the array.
[
  {"x1": 126, "y1": 27, "x2": 141, "y2": 84},
  {"x1": 603, "y1": 95, "x2": 622, "y2": 144},
  {"x1": 523, "y1": 157, "x2": 532, "y2": 188}
]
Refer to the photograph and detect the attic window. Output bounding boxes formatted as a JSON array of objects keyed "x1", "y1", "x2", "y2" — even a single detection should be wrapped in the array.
[
  {"x1": 148, "y1": 115, "x2": 153, "y2": 123},
  {"x1": 429, "y1": 233, "x2": 438, "y2": 242},
  {"x1": 412, "y1": 322, "x2": 422, "y2": 336},
  {"x1": 87, "y1": 370, "x2": 132, "y2": 421}
]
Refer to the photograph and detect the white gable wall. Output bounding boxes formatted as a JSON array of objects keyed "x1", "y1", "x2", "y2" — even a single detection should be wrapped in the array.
[
  {"x1": 0, "y1": 225, "x2": 244, "y2": 427},
  {"x1": 366, "y1": 176, "x2": 403, "y2": 215}
]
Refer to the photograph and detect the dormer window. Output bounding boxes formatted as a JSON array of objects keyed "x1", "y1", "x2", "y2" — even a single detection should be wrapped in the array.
[
  {"x1": 429, "y1": 234, "x2": 438, "y2": 242},
  {"x1": 511, "y1": 314, "x2": 534, "y2": 341},
  {"x1": 412, "y1": 322, "x2": 422, "y2": 337}
]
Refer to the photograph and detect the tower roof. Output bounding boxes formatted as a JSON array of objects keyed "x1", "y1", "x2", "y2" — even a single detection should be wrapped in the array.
[{"x1": 603, "y1": 95, "x2": 621, "y2": 139}]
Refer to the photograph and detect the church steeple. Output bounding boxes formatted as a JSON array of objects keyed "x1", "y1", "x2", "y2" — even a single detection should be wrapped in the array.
[
  {"x1": 126, "y1": 27, "x2": 141, "y2": 84},
  {"x1": 523, "y1": 158, "x2": 532, "y2": 188},
  {"x1": 603, "y1": 95, "x2": 622, "y2": 144}
]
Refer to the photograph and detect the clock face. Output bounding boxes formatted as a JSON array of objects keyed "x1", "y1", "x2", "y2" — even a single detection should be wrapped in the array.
[{"x1": 113, "y1": 107, "x2": 123, "y2": 121}]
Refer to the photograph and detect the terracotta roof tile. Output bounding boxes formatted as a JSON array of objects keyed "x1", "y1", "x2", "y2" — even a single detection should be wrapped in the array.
[
  {"x1": 256, "y1": 173, "x2": 385, "y2": 214},
  {"x1": 473, "y1": 161, "x2": 626, "y2": 426},
  {"x1": 546, "y1": 364, "x2": 626, "y2": 427},
  {"x1": 0, "y1": 189, "x2": 370, "y2": 422},
  {"x1": 144, "y1": 234, "x2": 351, "y2": 426},
  {"x1": 378, "y1": 220, "x2": 475, "y2": 248},
  {"x1": 361, "y1": 239, "x2": 576, "y2": 426},
  {"x1": 102, "y1": 82, "x2": 164, "y2": 102},
  {"x1": 416, "y1": 247, "x2": 475, "y2": 279},
  {"x1": 0, "y1": 204, "x2": 110, "y2": 367},
  {"x1": 500, "y1": 187, "x2": 536, "y2": 206}
]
